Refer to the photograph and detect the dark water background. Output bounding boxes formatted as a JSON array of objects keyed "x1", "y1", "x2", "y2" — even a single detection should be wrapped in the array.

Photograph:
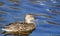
[{"x1": 0, "y1": 0, "x2": 60, "y2": 36}]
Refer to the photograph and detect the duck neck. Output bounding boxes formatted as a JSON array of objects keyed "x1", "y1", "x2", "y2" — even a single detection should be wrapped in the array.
[{"x1": 25, "y1": 20, "x2": 34, "y2": 24}]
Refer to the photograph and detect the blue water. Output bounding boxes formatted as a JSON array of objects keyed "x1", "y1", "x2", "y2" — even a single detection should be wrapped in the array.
[{"x1": 0, "y1": 0, "x2": 60, "y2": 36}]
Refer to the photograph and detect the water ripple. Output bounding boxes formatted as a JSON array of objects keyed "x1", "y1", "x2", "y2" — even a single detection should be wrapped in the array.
[
  {"x1": 0, "y1": 2, "x2": 5, "y2": 6},
  {"x1": 0, "y1": 0, "x2": 60, "y2": 36}
]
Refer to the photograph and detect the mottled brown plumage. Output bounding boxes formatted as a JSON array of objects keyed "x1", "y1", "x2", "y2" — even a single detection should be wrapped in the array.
[{"x1": 2, "y1": 14, "x2": 36, "y2": 35}]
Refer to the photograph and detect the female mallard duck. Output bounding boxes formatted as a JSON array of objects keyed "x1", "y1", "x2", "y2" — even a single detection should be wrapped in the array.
[{"x1": 2, "y1": 14, "x2": 37, "y2": 35}]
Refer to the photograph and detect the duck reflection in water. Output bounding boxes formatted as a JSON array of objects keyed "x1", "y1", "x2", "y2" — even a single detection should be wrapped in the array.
[{"x1": 2, "y1": 14, "x2": 41, "y2": 36}]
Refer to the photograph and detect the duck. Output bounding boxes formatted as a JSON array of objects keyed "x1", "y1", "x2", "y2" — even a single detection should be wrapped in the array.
[{"x1": 2, "y1": 14, "x2": 38, "y2": 35}]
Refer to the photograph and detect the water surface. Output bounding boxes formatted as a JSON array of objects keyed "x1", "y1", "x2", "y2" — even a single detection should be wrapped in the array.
[{"x1": 0, "y1": 0, "x2": 60, "y2": 36}]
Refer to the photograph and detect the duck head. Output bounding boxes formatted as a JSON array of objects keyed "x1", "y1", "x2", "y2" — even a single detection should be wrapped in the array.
[{"x1": 25, "y1": 14, "x2": 35, "y2": 24}]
